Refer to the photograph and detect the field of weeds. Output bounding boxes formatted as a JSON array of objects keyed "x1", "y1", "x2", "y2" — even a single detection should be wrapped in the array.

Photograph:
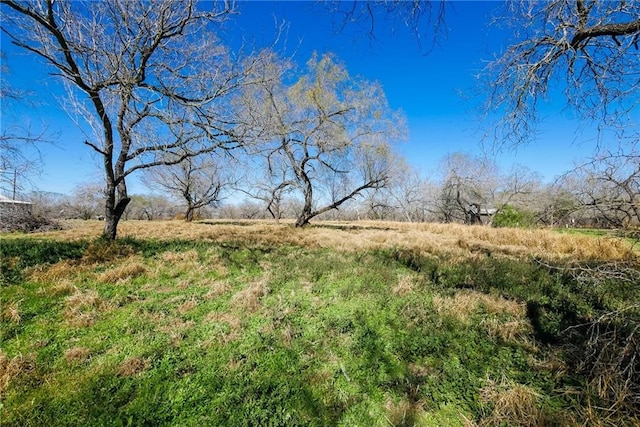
[{"x1": 1, "y1": 220, "x2": 639, "y2": 426}]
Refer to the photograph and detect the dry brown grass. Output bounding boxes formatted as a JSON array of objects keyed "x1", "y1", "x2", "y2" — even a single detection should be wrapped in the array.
[
  {"x1": 64, "y1": 347, "x2": 91, "y2": 364},
  {"x1": 97, "y1": 257, "x2": 147, "y2": 284},
  {"x1": 2, "y1": 301, "x2": 21, "y2": 323},
  {"x1": 177, "y1": 298, "x2": 198, "y2": 314},
  {"x1": 63, "y1": 288, "x2": 111, "y2": 327},
  {"x1": 482, "y1": 317, "x2": 532, "y2": 343},
  {"x1": 203, "y1": 280, "x2": 231, "y2": 300},
  {"x1": 28, "y1": 260, "x2": 87, "y2": 283},
  {"x1": 433, "y1": 290, "x2": 525, "y2": 322},
  {"x1": 204, "y1": 312, "x2": 242, "y2": 343},
  {"x1": 47, "y1": 280, "x2": 77, "y2": 297},
  {"x1": 35, "y1": 219, "x2": 634, "y2": 262},
  {"x1": 392, "y1": 274, "x2": 416, "y2": 296},
  {"x1": 153, "y1": 315, "x2": 195, "y2": 347},
  {"x1": 384, "y1": 397, "x2": 425, "y2": 426},
  {"x1": 153, "y1": 249, "x2": 228, "y2": 284},
  {"x1": 117, "y1": 357, "x2": 149, "y2": 377},
  {"x1": 230, "y1": 277, "x2": 271, "y2": 312},
  {"x1": 433, "y1": 290, "x2": 532, "y2": 342},
  {"x1": 0, "y1": 350, "x2": 36, "y2": 393},
  {"x1": 479, "y1": 376, "x2": 542, "y2": 427},
  {"x1": 158, "y1": 250, "x2": 201, "y2": 276}
]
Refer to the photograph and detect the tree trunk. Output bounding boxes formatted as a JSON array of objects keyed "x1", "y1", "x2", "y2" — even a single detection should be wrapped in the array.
[
  {"x1": 295, "y1": 180, "x2": 314, "y2": 227},
  {"x1": 185, "y1": 206, "x2": 195, "y2": 222},
  {"x1": 295, "y1": 214, "x2": 311, "y2": 227},
  {"x1": 102, "y1": 197, "x2": 131, "y2": 240}
]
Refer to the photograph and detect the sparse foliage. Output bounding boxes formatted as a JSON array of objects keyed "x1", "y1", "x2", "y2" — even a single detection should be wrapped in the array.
[
  {"x1": 484, "y1": 0, "x2": 640, "y2": 148},
  {"x1": 124, "y1": 194, "x2": 179, "y2": 221},
  {"x1": 322, "y1": 0, "x2": 448, "y2": 52},
  {"x1": 238, "y1": 53, "x2": 405, "y2": 227},
  {"x1": 143, "y1": 153, "x2": 233, "y2": 222},
  {"x1": 435, "y1": 153, "x2": 495, "y2": 224},
  {"x1": 562, "y1": 149, "x2": 640, "y2": 228},
  {"x1": 434, "y1": 153, "x2": 541, "y2": 225},
  {"x1": 369, "y1": 161, "x2": 437, "y2": 222},
  {"x1": 63, "y1": 183, "x2": 104, "y2": 220}
]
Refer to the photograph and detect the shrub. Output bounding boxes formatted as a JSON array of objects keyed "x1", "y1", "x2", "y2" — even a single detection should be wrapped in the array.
[{"x1": 492, "y1": 205, "x2": 536, "y2": 228}]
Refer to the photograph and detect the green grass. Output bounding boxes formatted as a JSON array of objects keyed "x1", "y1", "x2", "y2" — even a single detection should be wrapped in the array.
[
  {"x1": 553, "y1": 227, "x2": 612, "y2": 237},
  {"x1": 1, "y1": 235, "x2": 639, "y2": 426}
]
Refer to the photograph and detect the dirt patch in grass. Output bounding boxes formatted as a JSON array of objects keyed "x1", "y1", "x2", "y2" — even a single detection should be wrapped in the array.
[
  {"x1": 117, "y1": 357, "x2": 149, "y2": 377},
  {"x1": 64, "y1": 347, "x2": 91, "y2": 364}
]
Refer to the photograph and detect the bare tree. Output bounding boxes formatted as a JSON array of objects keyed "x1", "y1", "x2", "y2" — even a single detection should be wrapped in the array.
[
  {"x1": 562, "y1": 149, "x2": 640, "y2": 228},
  {"x1": 143, "y1": 152, "x2": 232, "y2": 222},
  {"x1": 238, "y1": 53, "x2": 406, "y2": 227},
  {"x1": 124, "y1": 194, "x2": 180, "y2": 221},
  {"x1": 534, "y1": 182, "x2": 580, "y2": 227},
  {"x1": 237, "y1": 153, "x2": 296, "y2": 222},
  {"x1": 63, "y1": 182, "x2": 104, "y2": 220},
  {"x1": 322, "y1": 0, "x2": 447, "y2": 52},
  {"x1": 483, "y1": 0, "x2": 640, "y2": 148},
  {"x1": 0, "y1": 0, "x2": 261, "y2": 239},
  {"x1": 361, "y1": 160, "x2": 437, "y2": 222},
  {"x1": 434, "y1": 153, "x2": 541, "y2": 225},
  {"x1": 486, "y1": 164, "x2": 542, "y2": 225},
  {"x1": 386, "y1": 162, "x2": 438, "y2": 222},
  {"x1": 434, "y1": 153, "x2": 493, "y2": 224},
  {"x1": 0, "y1": 52, "x2": 50, "y2": 199}
]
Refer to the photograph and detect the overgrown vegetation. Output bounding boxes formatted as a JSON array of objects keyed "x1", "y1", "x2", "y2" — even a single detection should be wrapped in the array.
[
  {"x1": 1, "y1": 220, "x2": 638, "y2": 426},
  {"x1": 0, "y1": 211, "x2": 62, "y2": 233}
]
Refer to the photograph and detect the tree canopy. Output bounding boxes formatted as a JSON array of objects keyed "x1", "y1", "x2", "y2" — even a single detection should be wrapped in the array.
[
  {"x1": 1, "y1": 0, "x2": 253, "y2": 238},
  {"x1": 483, "y1": 0, "x2": 639, "y2": 147},
  {"x1": 237, "y1": 53, "x2": 406, "y2": 227}
]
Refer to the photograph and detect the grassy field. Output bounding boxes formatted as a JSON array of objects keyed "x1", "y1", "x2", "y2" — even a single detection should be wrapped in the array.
[{"x1": 1, "y1": 220, "x2": 639, "y2": 426}]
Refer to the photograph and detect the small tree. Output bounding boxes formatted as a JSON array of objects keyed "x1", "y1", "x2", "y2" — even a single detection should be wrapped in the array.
[
  {"x1": 563, "y1": 149, "x2": 640, "y2": 228},
  {"x1": 492, "y1": 205, "x2": 536, "y2": 228},
  {"x1": 143, "y1": 153, "x2": 231, "y2": 222},
  {"x1": 238, "y1": 53, "x2": 406, "y2": 227},
  {"x1": 125, "y1": 194, "x2": 180, "y2": 221},
  {"x1": 63, "y1": 182, "x2": 104, "y2": 220}
]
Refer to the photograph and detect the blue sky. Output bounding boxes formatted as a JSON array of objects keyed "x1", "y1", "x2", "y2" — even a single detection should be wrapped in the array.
[{"x1": 1, "y1": 1, "x2": 613, "y2": 196}]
